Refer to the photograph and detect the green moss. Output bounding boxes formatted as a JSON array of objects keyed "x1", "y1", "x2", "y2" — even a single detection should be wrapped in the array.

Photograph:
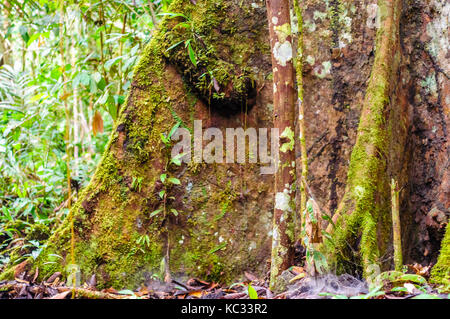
[
  {"x1": 73, "y1": 229, "x2": 163, "y2": 289},
  {"x1": 0, "y1": 266, "x2": 14, "y2": 281},
  {"x1": 25, "y1": 223, "x2": 51, "y2": 242},
  {"x1": 327, "y1": 86, "x2": 391, "y2": 275},
  {"x1": 168, "y1": 173, "x2": 257, "y2": 285},
  {"x1": 28, "y1": 181, "x2": 166, "y2": 288},
  {"x1": 155, "y1": 0, "x2": 262, "y2": 113},
  {"x1": 430, "y1": 224, "x2": 450, "y2": 288},
  {"x1": 172, "y1": 236, "x2": 229, "y2": 283}
]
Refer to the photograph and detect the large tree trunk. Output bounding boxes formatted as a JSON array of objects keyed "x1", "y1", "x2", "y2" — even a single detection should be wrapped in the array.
[
  {"x1": 31, "y1": 0, "x2": 276, "y2": 289},
  {"x1": 1, "y1": 0, "x2": 447, "y2": 289}
]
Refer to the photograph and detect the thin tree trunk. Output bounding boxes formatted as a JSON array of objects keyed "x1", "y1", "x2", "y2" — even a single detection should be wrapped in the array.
[
  {"x1": 59, "y1": 1, "x2": 74, "y2": 283},
  {"x1": 71, "y1": 36, "x2": 79, "y2": 177},
  {"x1": 266, "y1": 0, "x2": 297, "y2": 290},
  {"x1": 391, "y1": 179, "x2": 402, "y2": 271},
  {"x1": 0, "y1": 1, "x2": 11, "y2": 66},
  {"x1": 293, "y1": 0, "x2": 307, "y2": 225},
  {"x1": 116, "y1": 13, "x2": 127, "y2": 103}
]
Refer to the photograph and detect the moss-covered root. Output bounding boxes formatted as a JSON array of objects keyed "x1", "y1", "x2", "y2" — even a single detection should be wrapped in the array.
[
  {"x1": 324, "y1": 0, "x2": 402, "y2": 277},
  {"x1": 0, "y1": 266, "x2": 15, "y2": 281},
  {"x1": 430, "y1": 224, "x2": 450, "y2": 288}
]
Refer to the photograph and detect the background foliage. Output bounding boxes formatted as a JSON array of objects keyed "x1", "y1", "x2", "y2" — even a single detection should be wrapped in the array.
[{"x1": 0, "y1": 0, "x2": 171, "y2": 267}]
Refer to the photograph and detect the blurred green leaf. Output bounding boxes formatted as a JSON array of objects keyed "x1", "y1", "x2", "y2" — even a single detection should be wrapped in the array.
[{"x1": 248, "y1": 285, "x2": 258, "y2": 299}]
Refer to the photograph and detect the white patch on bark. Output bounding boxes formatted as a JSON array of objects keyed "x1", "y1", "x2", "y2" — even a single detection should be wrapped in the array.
[
  {"x1": 272, "y1": 16, "x2": 279, "y2": 25},
  {"x1": 313, "y1": 10, "x2": 327, "y2": 21},
  {"x1": 272, "y1": 225, "x2": 280, "y2": 248},
  {"x1": 275, "y1": 190, "x2": 292, "y2": 212},
  {"x1": 273, "y1": 41, "x2": 293, "y2": 67},
  {"x1": 290, "y1": 8, "x2": 298, "y2": 34},
  {"x1": 306, "y1": 55, "x2": 315, "y2": 66},
  {"x1": 340, "y1": 32, "x2": 352, "y2": 48},
  {"x1": 314, "y1": 61, "x2": 332, "y2": 79},
  {"x1": 426, "y1": 1, "x2": 449, "y2": 73},
  {"x1": 366, "y1": 4, "x2": 379, "y2": 29}
]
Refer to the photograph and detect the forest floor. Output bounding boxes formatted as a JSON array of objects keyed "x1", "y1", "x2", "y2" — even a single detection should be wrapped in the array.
[{"x1": 1, "y1": 264, "x2": 448, "y2": 300}]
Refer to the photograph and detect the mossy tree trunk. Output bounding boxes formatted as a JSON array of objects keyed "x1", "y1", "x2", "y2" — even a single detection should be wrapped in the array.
[
  {"x1": 314, "y1": 0, "x2": 450, "y2": 284},
  {"x1": 18, "y1": 0, "x2": 279, "y2": 289},
  {"x1": 431, "y1": 225, "x2": 450, "y2": 287},
  {"x1": 324, "y1": 0, "x2": 404, "y2": 277},
  {"x1": 318, "y1": 0, "x2": 449, "y2": 283},
  {"x1": 1, "y1": 0, "x2": 448, "y2": 289}
]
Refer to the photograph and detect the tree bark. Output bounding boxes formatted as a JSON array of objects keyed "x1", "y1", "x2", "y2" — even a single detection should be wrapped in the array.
[{"x1": 265, "y1": 0, "x2": 297, "y2": 291}]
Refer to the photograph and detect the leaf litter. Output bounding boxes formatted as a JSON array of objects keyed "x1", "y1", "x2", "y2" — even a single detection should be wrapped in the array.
[{"x1": 0, "y1": 264, "x2": 447, "y2": 299}]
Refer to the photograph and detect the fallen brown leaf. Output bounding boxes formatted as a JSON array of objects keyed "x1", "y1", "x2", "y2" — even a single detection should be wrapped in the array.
[
  {"x1": 291, "y1": 266, "x2": 304, "y2": 275},
  {"x1": 14, "y1": 260, "x2": 29, "y2": 279},
  {"x1": 188, "y1": 290, "x2": 204, "y2": 298},
  {"x1": 103, "y1": 287, "x2": 118, "y2": 294},
  {"x1": 50, "y1": 290, "x2": 71, "y2": 299},
  {"x1": 46, "y1": 272, "x2": 61, "y2": 284},
  {"x1": 206, "y1": 283, "x2": 219, "y2": 291},
  {"x1": 409, "y1": 263, "x2": 431, "y2": 277},
  {"x1": 32, "y1": 267, "x2": 39, "y2": 283},
  {"x1": 52, "y1": 277, "x2": 60, "y2": 287},
  {"x1": 244, "y1": 271, "x2": 258, "y2": 282}
]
